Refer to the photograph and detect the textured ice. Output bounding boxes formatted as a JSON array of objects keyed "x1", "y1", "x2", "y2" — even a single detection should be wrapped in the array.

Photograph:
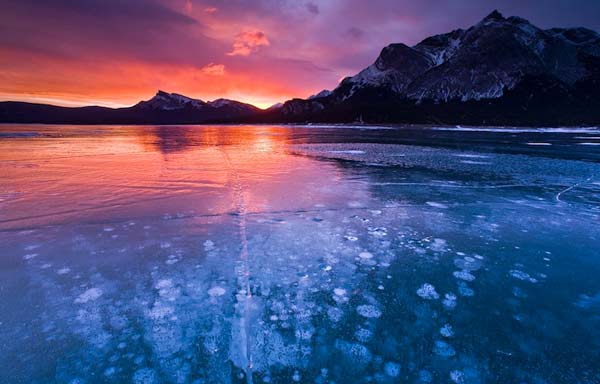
[
  {"x1": 3, "y1": 125, "x2": 600, "y2": 383},
  {"x1": 417, "y1": 284, "x2": 440, "y2": 300}
]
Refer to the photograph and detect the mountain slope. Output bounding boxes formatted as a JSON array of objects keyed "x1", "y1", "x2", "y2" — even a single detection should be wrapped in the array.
[
  {"x1": 0, "y1": 91, "x2": 262, "y2": 124},
  {"x1": 274, "y1": 10, "x2": 600, "y2": 125}
]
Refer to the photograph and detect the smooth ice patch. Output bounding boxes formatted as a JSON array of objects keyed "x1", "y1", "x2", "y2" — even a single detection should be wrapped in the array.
[
  {"x1": 75, "y1": 288, "x2": 103, "y2": 304},
  {"x1": 356, "y1": 305, "x2": 382, "y2": 318},
  {"x1": 417, "y1": 284, "x2": 439, "y2": 300}
]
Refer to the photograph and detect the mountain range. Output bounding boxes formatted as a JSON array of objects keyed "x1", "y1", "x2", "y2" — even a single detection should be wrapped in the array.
[{"x1": 2, "y1": 10, "x2": 599, "y2": 126}]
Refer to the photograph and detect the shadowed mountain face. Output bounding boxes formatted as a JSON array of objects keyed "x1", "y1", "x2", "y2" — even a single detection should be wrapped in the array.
[
  {"x1": 0, "y1": 91, "x2": 262, "y2": 125},
  {"x1": 274, "y1": 10, "x2": 600, "y2": 126},
  {"x1": 1, "y1": 11, "x2": 599, "y2": 126}
]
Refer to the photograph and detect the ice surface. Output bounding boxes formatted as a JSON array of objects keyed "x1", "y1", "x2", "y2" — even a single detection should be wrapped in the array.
[{"x1": 1, "y1": 124, "x2": 599, "y2": 383}]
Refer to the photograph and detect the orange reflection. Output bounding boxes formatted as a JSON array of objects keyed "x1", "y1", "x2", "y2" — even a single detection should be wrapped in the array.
[{"x1": 0, "y1": 125, "x2": 343, "y2": 230}]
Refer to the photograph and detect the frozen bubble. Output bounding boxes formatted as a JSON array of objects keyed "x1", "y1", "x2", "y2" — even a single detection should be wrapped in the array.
[
  {"x1": 450, "y1": 370, "x2": 465, "y2": 383},
  {"x1": 354, "y1": 327, "x2": 373, "y2": 343},
  {"x1": 323, "y1": 265, "x2": 332, "y2": 271},
  {"x1": 433, "y1": 340, "x2": 456, "y2": 357},
  {"x1": 430, "y1": 238, "x2": 447, "y2": 252},
  {"x1": 327, "y1": 307, "x2": 343, "y2": 322},
  {"x1": 384, "y1": 362, "x2": 401, "y2": 377},
  {"x1": 292, "y1": 371, "x2": 301, "y2": 382},
  {"x1": 57, "y1": 267, "x2": 71, "y2": 275},
  {"x1": 335, "y1": 340, "x2": 373, "y2": 366},
  {"x1": 348, "y1": 201, "x2": 363, "y2": 208},
  {"x1": 334, "y1": 288, "x2": 347, "y2": 296},
  {"x1": 156, "y1": 279, "x2": 172, "y2": 289},
  {"x1": 356, "y1": 305, "x2": 382, "y2": 319},
  {"x1": 454, "y1": 258, "x2": 482, "y2": 271},
  {"x1": 133, "y1": 368, "x2": 159, "y2": 384},
  {"x1": 359, "y1": 252, "x2": 373, "y2": 260},
  {"x1": 104, "y1": 367, "x2": 116, "y2": 377},
  {"x1": 75, "y1": 288, "x2": 103, "y2": 304},
  {"x1": 426, "y1": 202, "x2": 448, "y2": 209},
  {"x1": 208, "y1": 286, "x2": 226, "y2": 297},
  {"x1": 103, "y1": 227, "x2": 114, "y2": 232},
  {"x1": 509, "y1": 270, "x2": 538, "y2": 283},
  {"x1": 457, "y1": 282, "x2": 475, "y2": 297},
  {"x1": 368, "y1": 227, "x2": 387, "y2": 237},
  {"x1": 440, "y1": 324, "x2": 454, "y2": 338},
  {"x1": 417, "y1": 284, "x2": 439, "y2": 300},
  {"x1": 23, "y1": 253, "x2": 38, "y2": 260},
  {"x1": 344, "y1": 235, "x2": 358, "y2": 242},
  {"x1": 24, "y1": 244, "x2": 40, "y2": 251},
  {"x1": 453, "y1": 270, "x2": 476, "y2": 282},
  {"x1": 204, "y1": 240, "x2": 215, "y2": 251}
]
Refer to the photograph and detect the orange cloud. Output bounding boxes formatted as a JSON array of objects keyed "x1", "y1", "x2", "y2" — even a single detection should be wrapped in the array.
[
  {"x1": 227, "y1": 31, "x2": 270, "y2": 56},
  {"x1": 200, "y1": 63, "x2": 225, "y2": 76}
]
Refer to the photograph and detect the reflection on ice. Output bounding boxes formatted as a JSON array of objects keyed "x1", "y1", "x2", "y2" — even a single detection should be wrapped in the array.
[{"x1": 0, "y1": 125, "x2": 599, "y2": 383}]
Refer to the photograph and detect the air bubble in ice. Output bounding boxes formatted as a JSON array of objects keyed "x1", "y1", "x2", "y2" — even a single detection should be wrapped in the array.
[
  {"x1": 453, "y1": 270, "x2": 476, "y2": 282},
  {"x1": 356, "y1": 305, "x2": 382, "y2": 318},
  {"x1": 450, "y1": 370, "x2": 465, "y2": 383},
  {"x1": 426, "y1": 202, "x2": 448, "y2": 209},
  {"x1": 440, "y1": 324, "x2": 454, "y2": 338},
  {"x1": 433, "y1": 340, "x2": 456, "y2": 357},
  {"x1": 75, "y1": 288, "x2": 103, "y2": 304},
  {"x1": 384, "y1": 362, "x2": 401, "y2": 377},
  {"x1": 208, "y1": 286, "x2": 226, "y2": 297},
  {"x1": 417, "y1": 284, "x2": 439, "y2": 300}
]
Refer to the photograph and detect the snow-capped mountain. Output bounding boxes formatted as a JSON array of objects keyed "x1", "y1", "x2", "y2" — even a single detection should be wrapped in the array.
[
  {"x1": 135, "y1": 90, "x2": 207, "y2": 110},
  {"x1": 136, "y1": 91, "x2": 259, "y2": 116},
  {"x1": 278, "y1": 10, "x2": 600, "y2": 125}
]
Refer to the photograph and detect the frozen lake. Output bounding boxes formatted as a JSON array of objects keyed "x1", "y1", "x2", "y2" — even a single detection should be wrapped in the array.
[{"x1": 1, "y1": 124, "x2": 599, "y2": 383}]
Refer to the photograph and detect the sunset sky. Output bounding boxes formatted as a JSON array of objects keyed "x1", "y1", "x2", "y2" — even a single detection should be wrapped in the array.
[{"x1": 1, "y1": 0, "x2": 599, "y2": 109}]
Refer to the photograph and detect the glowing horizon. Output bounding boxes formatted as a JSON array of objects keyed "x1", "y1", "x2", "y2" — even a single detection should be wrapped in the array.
[{"x1": 1, "y1": 0, "x2": 599, "y2": 110}]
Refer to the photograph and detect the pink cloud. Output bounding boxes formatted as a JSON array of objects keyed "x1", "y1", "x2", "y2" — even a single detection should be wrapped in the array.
[
  {"x1": 200, "y1": 63, "x2": 225, "y2": 76},
  {"x1": 227, "y1": 31, "x2": 270, "y2": 56}
]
